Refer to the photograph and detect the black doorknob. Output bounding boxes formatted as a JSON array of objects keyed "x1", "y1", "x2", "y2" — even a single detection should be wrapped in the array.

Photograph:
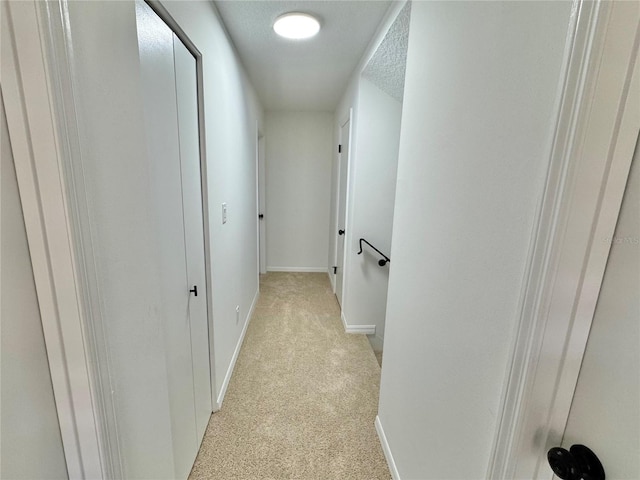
[
  {"x1": 189, "y1": 285, "x2": 198, "y2": 297},
  {"x1": 547, "y1": 444, "x2": 605, "y2": 480},
  {"x1": 338, "y1": 229, "x2": 345, "y2": 235}
]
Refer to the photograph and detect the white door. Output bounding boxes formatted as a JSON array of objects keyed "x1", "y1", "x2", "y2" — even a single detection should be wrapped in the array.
[
  {"x1": 258, "y1": 135, "x2": 267, "y2": 274},
  {"x1": 173, "y1": 35, "x2": 213, "y2": 444},
  {"x1": 136, "y1": 3, "x2": 211, "y2": 478},
  {"x1": 335, "y1": 119, "x2": 350, "y2": 306},
  {"x1": 559, "y1": 136, "x2": 639, "y2": 479}
]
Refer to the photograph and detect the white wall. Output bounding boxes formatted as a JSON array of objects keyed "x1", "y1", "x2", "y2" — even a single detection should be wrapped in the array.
[
  {"x1": 343, "y1": 78, "x2": 402, "y2": 347},
  {"x1": 563, "y1": 139, "x2": 639, "y2": 478},
  {"x1": 265, "y1": 111, "x2": 332, "y2": 271},
  {"x1": 377, "y1": 2, "x2": 573, "y2": 478},
  {"x1": 1, "y1": 91, "x2": 68, "y2": 479}
]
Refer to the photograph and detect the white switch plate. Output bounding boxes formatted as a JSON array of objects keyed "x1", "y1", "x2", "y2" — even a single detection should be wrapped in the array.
[
  {"x1": 222, "y1": 202, "x2": 227, "y2": 224},
  {"x1": 235, "y1": 305, "x2": 240, "y2": 324}
]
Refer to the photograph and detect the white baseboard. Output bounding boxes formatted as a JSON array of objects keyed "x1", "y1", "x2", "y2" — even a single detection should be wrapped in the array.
[
  {"x1": 266, "y1": 266, "x2": 327, "y2": 272},
  {"x1": 375, "y1": 416, "x2": 400, "y2": 480},
  {"x1": 346, "y1": 324, "x2": 376, "y2": 335},
  {"x1": 215, "y1": 289, "x2": 259, "y2": 409},
  {"x1": 341, "y1": 311, "x2": 376, "y2": 335}
]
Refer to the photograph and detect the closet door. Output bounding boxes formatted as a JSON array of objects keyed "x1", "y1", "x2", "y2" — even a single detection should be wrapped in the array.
[
  {"x1": 135, "y1": 2, "x2": 211, "y2": 478},
  {"x1": 173, "y1": 35, "x2": 212, "y2": 443}
]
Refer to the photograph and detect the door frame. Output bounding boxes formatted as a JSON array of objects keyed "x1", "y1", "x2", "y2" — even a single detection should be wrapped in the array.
[
  {"x1": 488, "y1": 1, "x2": 639, "y2": 478},
  {"x1": 333, "y1": 110, "x2": 353, "y2": 304},
  {"x1": 2, "y1": 2, "x2": 104, "y2": 477},
  {"x1": 1, "y1": 1, "x2": 217, "y2": 478}
]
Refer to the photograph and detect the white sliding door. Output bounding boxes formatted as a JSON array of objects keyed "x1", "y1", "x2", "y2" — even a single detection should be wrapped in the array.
[{"x1": 173, "y1": 34, "x2": 212, "y2": 443}]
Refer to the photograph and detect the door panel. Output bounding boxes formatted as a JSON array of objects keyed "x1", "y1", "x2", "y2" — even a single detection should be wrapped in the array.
[
  {"x1": 173, "y1": 35, "x2": 212, "y2": 444},
  {"x1": 336, "y1": 120, "x2": 350, "y2": 306},
  {"x1": 258, "y1": 136, "x2": 267, "y2": 274},
  {"x1": 136, "y1": 3, "x2": 200, "y2": 478},
  {"x1": 561, "y1": 136, "x2": 639, "y2": 478}
]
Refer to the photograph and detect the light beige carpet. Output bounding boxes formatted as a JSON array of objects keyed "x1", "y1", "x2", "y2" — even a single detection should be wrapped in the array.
[{"x1": 188, "y1": 272, "x2": 391, "y2": 480}]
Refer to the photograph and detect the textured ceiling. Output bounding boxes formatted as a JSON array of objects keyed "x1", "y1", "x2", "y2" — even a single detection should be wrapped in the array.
[
  {"x1": 214, "y1": 1, "x2": 392, "y2": 111},
  {"x1": 362, "y1": 2, "x2": 410, "y2": 102}
]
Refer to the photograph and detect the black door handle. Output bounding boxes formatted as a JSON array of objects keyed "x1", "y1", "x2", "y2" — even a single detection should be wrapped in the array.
[
  {"x1": 547, "y1": 444, "x2": 604, "y2": 480},
  {"x1": 258, "y1": 214, "x2": 264, "y2": 219},
  {"x1": 189, "y1": 285, "x2": 198, "y2": 297},
  {"x1": 338, "y1": 229, "x2": 345, "y2": 235}
]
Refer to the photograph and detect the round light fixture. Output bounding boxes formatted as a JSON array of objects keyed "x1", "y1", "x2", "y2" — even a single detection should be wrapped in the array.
[{"x1": 273, "y1": 13, "x2": 320, "y2": 40}]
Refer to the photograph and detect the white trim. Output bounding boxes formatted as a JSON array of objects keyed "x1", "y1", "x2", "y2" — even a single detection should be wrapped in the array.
[
  {"x1": 341, "y1": 312, "x2": 375, "y2": 335},
  {"x1": 215, "y1": 288, "x2": 259, "y2": 410},
  {"x1": 345, "y1": 325, "x2": 376, "y2": 335},
  {"x1": 375, "y1": 416, "x2": 400, "y2": 480},
  {"x1": 1, "y1": 2, "x2": 104, "y2": 477},
  {"x1": 489, "y1": 1, "x2": 640, "y2": 477},
  {"x1": 35, "y1": 1, "x2": 134, "y2": 475},
  {"x1": 266, "y1": 266, "x2": 327, "y2": 273}
]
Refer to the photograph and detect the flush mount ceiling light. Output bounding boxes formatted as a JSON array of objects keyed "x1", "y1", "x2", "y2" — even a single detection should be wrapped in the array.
[{"x1": 273, "y1": 13, "x2": 320, "y2": 40}]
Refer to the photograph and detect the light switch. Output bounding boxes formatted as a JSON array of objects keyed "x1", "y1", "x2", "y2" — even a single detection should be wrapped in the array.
[{"x1": 222, "y1": 202, "x2": 227, "y2": 224}]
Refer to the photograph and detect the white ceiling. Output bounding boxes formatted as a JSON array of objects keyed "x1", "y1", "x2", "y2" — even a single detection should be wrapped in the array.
[{"x1": 213, "y1": 1, "x2": 393, "y2": 111}]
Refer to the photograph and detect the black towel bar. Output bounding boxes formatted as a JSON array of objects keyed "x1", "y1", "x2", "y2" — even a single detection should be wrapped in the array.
[{"x1": 357, "y1": 238, "x2": 391, "y2": 267}]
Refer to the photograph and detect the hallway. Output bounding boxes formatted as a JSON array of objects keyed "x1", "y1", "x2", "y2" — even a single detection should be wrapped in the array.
[
  {"x1": 4, "y1": 1, "x2": 639, "y2": 478},
  {"x1": 188, "y1": 273, "x2": 390, "y2": 480}
]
